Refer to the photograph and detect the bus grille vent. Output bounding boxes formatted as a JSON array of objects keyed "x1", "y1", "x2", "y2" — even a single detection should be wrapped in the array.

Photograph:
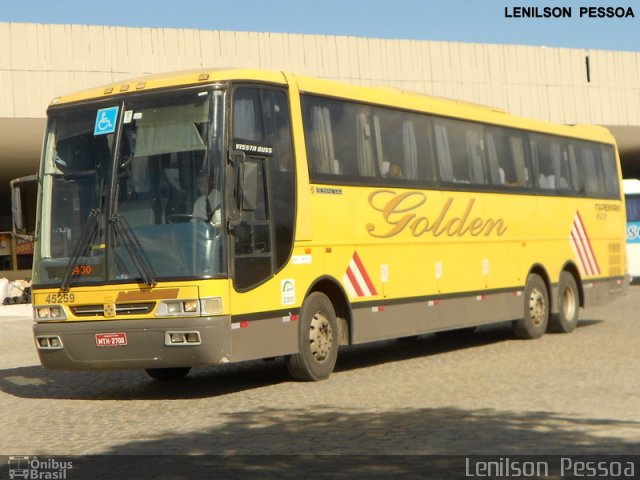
[
  {"x1": 608, "y1": 242, "x2": 623, "y2": 276},
  {"x1": 71, "y1": 302, "x2": 155, "y2": 317}
]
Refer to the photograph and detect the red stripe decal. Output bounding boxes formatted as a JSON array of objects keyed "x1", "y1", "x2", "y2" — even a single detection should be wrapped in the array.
[
  {"x1": 576, "y1": 211, "x2": 600, "y2": 274},
  {"x1": 570, "y1": 211, "x2": 601, "y2": 276},
  {"x1": 352, "y1": 252, "x2": 378, "y2": 295},
  {"x1": 346, "y1": 266, "x2": 365, "y2": 297},
  {"x1": 571, "y1": 228, "x2": 592, "y2": 275}
]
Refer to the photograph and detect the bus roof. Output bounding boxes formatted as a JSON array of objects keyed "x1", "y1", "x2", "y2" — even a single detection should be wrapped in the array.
[
  {"x1": 49, "y1": 68, "x2": 289, "y2": 106},
  {"x1": 49, "y1": 68, "x2": 616, "y2": 145}
]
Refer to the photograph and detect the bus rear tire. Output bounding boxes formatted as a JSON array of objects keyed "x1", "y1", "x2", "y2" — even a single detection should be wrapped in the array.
[
  {"x1": 548, "y1": 272, "x2": 579, "y2": 333},
  {"x1": 513, "y1": 273, "x2": 549, "y2": 339},
  {"x1": 145, "y1": 367, "x2": 191, "y2": 381},
  {"x1": 286, "y1": 292, "x2": 338, "y2": 381}
]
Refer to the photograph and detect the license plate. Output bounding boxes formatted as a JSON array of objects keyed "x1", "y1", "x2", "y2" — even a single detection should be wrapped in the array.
[{"x1": 95, "y1": 332, "x2": 128, "y2": 347}]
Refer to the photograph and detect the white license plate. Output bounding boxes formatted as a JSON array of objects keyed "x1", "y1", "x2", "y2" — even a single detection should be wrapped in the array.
[{"x1": 95, "y1": 332, "x2": 128, "y2": 347}]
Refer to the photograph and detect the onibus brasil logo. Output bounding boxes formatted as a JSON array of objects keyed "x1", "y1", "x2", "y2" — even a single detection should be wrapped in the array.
[{"x1": 8, "y1": 457, "x2": 73, "y2": 479}]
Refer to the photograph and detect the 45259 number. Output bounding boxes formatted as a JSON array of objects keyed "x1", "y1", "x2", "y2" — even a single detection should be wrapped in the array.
[{"x1": 45, "y1": 293, "x2": 76, "y2": 304}]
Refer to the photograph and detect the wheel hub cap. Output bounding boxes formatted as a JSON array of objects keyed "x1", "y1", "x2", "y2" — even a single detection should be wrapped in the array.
[
  {"x1": 529, "y1": 288, "x2": 546, "y2": 326},
  {"x1": 309, "y1": 311, "x2": 333, "y2": 362}
]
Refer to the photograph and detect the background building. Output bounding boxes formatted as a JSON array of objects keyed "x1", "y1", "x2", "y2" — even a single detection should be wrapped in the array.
[{"x1": 1, "y1": 22, "x2": 639, "y2": 269}]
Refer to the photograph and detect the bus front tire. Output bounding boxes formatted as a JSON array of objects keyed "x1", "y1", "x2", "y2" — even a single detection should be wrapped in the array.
[
  {"x1": 513, "y1": 273, "x2": 549, "y2": 340},
  {"x1": 286, "y1": 292, "x2": 339, "y2": 381},
  {"x1": 548, "y1": 272, "x2": 579, "y2": 333},
  {"x1": 145, "y1": 367, "x2": 191, "y2": 381}
]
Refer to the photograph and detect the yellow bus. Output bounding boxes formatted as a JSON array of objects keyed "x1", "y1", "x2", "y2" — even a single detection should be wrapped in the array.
[{"x1": 32, "y1": 69, "x2": 628, "y2": 381}]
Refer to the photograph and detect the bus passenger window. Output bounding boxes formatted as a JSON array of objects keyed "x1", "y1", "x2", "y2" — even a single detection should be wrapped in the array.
[
  {"x1": 601, "y1": 145, "x2": 620, "y2": 197},
  {"x1": 355, "y1": 112, "x2": 376, "y2": 177},
  {"x1": 433, "y1": 118, "x2": 487, "y2": 186},
  {"x1": 568, "y1": 141, "x2": 603, "y2": 196},
  {"x1": 371, "y1": 107, "x2": 435, "y2": 184},
  {"x1": 531, "y1": 134, "x2": 571, "y2": 193},
  {"x1": 303, "y1": 101, "x2": 336, "y2": 176},
  {"x1": 485, "y1": 127, "x2": 530, "y2": 188},
  {"x1": 435, "y1": 124, "x2": 454, "y2": 182}
]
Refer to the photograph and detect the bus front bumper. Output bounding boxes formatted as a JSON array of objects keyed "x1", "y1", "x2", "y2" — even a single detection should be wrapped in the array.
[{"x1": 33, "y1": 316, "x2": 231, "y2": 370}]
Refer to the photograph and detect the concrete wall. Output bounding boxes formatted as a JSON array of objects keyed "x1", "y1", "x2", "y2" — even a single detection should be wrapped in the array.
[
  {"x1": 1, "y1": 22, "x2": 640, "y2": 126},
  {"x1": 1, "y1": 22, "x2": 639, "y2": 268}
]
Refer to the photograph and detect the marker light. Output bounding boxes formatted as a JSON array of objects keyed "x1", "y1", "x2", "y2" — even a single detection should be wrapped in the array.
[{"x1": 200, "y1": 297, "x2": 223, "y2": 315}]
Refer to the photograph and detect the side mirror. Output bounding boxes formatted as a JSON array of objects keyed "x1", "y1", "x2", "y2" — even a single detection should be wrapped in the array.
[
  {"x1": 11, "y1": 185, "x2": 23, "y2": 232},
  {"x1": 10, "y1": 174, "x2": 37, "y2": 239}
]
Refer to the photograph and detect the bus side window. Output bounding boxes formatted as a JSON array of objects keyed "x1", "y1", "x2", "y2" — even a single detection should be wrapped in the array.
[
  {"x1": 601, "y1": 145, "x2": 620, "y2": 197},
  {"x1": 433, "y1": 117, "x2": 487, "y2": 186},
  {"x1": 355, "y1": 111, "x2": 376, "y2": 177},
  {"x1": 371, "y1": 107, "x2": 435, "y2": 184},
  {"x1": 568, "y1": 141, "x2": 601, "y2": 196},
  {"x1": 413, "y1": 115, "x2": 437, "y2": 183},
  {"x1": 531, "y1": 134, "x2": 571, "y2": 193},
  {"x1": 303, "y1": 98, "x2": 336, "y2": 176},
  {"x1": 485, "y1": 126, "x2": 530, "y2": 188},
  {"x1": 435, "y1": 124, "x2": 454, "y2": 182},
  {"x1": 371, "y1": 108, "x2": 409, "y2": 180},
  {"x1": 510, "y1": 136, "x2": 529, "y2": 186}
]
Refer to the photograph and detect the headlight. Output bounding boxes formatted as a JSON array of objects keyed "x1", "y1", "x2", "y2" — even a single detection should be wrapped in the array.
[
  {"x1": 156, "y1": 297, "x2": 223, "y2": 317},
  {"x1": 183, "y1": 300, "x2": 198, "y2": 313},
  {"x1": 34, "y1": 305, "x2": 67, "y2": 321},
  {"x1": 166, "y1": 302, "x2": 182, "y2": 314}
]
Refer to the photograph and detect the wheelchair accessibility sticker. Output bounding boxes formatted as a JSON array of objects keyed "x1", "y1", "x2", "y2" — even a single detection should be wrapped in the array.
[{"x1": 94, "y1": 106, "x2": 119, "y2": 135}]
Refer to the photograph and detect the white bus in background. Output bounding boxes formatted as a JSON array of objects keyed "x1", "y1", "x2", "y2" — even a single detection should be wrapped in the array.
[{"x1": 623, "y1": 179, "x2": 640, "y2": 281}]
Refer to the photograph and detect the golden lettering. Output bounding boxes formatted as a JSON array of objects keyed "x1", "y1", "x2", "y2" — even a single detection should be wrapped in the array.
[
  {"x1": 469, "y1": 218, "x2": 485, "y2": 236},
  {"x1": 367, "y1": 190, "x2": 426, "y2": 238},
  {"x1": 410, "y1": 217, "x2": 430, "y2": 236},
  {"x1": 446, "y1": 199, "x2": 475, "y2": 236},
  {"x1": 430, "y1": 198, "x2": 453, "y2": 237},
  {"x1": 366, "y1": 190, "x2": 508, "y2": 239},
  {"x1": 483, "y1": 218, "x2": 507, "y2": 236}
]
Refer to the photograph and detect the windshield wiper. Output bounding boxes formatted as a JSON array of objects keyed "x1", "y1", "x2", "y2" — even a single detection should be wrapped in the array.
[
  {"x1": 60, "y1": 209, "x2": 100, "y2": 293},
  {"x1": 110, "y1": 214, "x2": 157, "y2": 288}
]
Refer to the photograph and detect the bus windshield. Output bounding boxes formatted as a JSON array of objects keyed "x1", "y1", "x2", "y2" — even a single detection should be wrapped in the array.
[{"x1": 33, "y1": 89, "x2": 226, "y2": 286}]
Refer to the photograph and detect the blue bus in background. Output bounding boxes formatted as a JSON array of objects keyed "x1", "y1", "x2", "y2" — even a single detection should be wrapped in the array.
[{"x1": 624, "y1": 179, "x2": 640, "y2": 281}]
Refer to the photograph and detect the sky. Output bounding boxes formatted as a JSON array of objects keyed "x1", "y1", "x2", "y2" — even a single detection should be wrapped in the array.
[{"x1": 1, "y1": 0, "x2": 639, "y2": 52}]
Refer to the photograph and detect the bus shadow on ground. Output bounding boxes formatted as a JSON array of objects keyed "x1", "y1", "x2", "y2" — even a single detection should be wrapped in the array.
[
  {"x1": 334, "y1": 318, "x2": 602, "y2": 373},
  {"x1": 87, "y1": 406, "x2": 640, "y2": 478},
  {"x1": 0, "y1": 319, "x2": 603, "y2": 402}
]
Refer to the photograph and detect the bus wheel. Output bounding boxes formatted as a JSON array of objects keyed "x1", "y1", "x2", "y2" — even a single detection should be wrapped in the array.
[
  {"x1": 548, "y1": 272, "x2": 579, "y2": 333},
  {"x1": 286, "y1": 292, "x2": 338, "y2": 381},
  {"x1": 145, "y1": 367, "x2": 191, "y2": 381},
  {"x1": 513, "y1": 273, "x2": 549, "y2": 339}
]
